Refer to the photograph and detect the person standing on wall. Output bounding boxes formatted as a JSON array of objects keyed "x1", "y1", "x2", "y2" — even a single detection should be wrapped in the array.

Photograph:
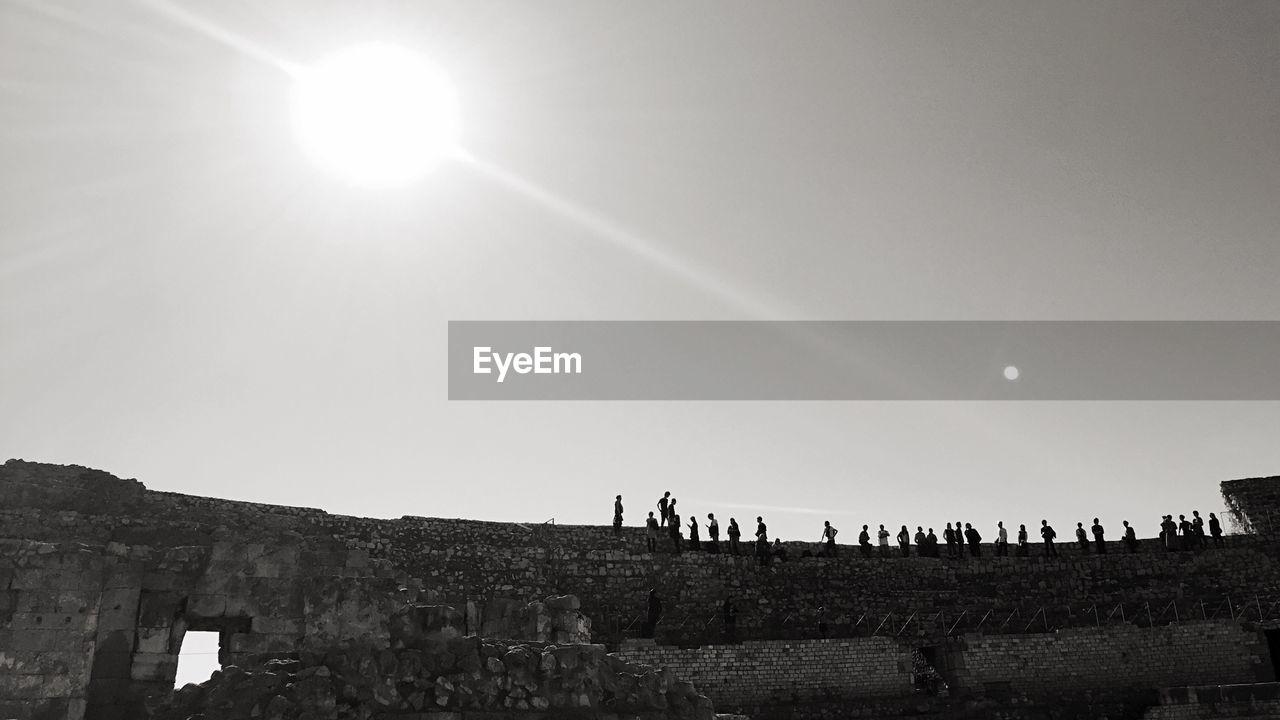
[
  {"x1": 817, "y1": 605, "x2": 829, "y2": 639},
  {"x1": 706, "y1": 513, "x2": 720, "y2": 553},
  {"x1": 687, "y1": 515, "x2": 701, "y2": 551},
  {"x1": 877, "y1": 524, "x2": 891, "y2": 557},
  {"x1": 728, "y1": 517, "x2": 741, "y2": 556},
  {"x1": 1041, "y1": 520, "x2": 1058, "y2": 557},
  {"x1": 645, "y1": 511, "x2": 659, "y2": 553},
  {"x1": 1178, "y1": 514, "x2": 1194, "y2": 550},
  {"x1": 964, "y1": 523, "x2": 981, "y2": 557},
  {"x1": 897, "y1": 525, "x2": 911, "y2": 557},
  {"x1": 943, "y1": 523, "x2": 957, "y2": 558},
  {"x1": 1017, "y1": 524, "x2": 1029, "y2": 556},
  {"x1": 996, "y1": 521, "x2": 1008, "y2": 557},
  {"x1": 668, "y1": 504, "x2": 682, "y2": 554},
  {"x1": 1192, "y1": 511, "x2": 1206, "y2": 549},
  {"x1": 1160, "y1": 515, "x2": 1178, "y2": 551},
  {"x1": 658, "y1": 492, "x2": 671, "y2": 527},
  {"x1": 1091, "y1": 518, "x2": 1106, "y2": 554},
  {"x1": 859, "y1": 525, "x2": 872, "y2": 557},
  {"x1": 925, "y1": 527, "x2": 938, "y2": 558},
  {"x1": 613, "y1": 495, "x2": 624, "y2": 536},
  {"x1": 1209, "y1": 512, "x2": 1224, "y2": 547},
  {"x1": 1122, "y1": 520, "x2": 1138, "y2": 553},
  {"x1": 822, "y1": 520, "x2": 839, "y2": 557},
  {"x1": 914, "y1": 526, "x2": 926, "y2": 555},
  {"x1": 755, "y1": 516, "x2": 770, "y2": 566}
]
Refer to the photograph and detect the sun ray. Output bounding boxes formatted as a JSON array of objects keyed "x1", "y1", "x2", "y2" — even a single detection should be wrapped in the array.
[
  {"x1": 134, "y1": 0, "x2": 302, "y2": 76},
  {"x1": 456, "y1": 152, "x2": 938, "y2": 399},
  {"x1": 457, "y1": 151, "x2": 791, "y2": 321}
]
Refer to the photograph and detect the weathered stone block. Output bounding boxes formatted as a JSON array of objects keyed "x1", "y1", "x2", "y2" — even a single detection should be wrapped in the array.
[{"x1": 186, "y1": 593, "x2": 227, "y2": 618}]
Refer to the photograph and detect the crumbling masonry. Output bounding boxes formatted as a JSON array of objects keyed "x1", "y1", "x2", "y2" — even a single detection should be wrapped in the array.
[{"x1": 3, "y1": 460, "x2": 1280, "y2": 719}]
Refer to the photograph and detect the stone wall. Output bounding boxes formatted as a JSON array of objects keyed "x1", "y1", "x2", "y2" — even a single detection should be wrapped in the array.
[
  {"x1": 953, "y1": 621, "x2": 1270, "y2": 693},
  {"x1": 614, "y1": 636, "x2": 915, "y2": 705},
  {"x1": 0, "y1": 540, "x2": 105, "y2": 720},
  {"x1": 0, "y1": 537, "x2": 587, "y2": 719},
  {"x1": 5, "y1": 460, "x2": 1280, "y2": 720},
  {"x1": 1222, "y1": 476, "x2": 1280, "y2": 536},
  {"x1": 1144, "y1": 683, "x2": 1280, "y2": 719},
  {"x1": 616, "y1": 622, "x2": 1271, "y2": 719},
  {"x1": 149, "y1": 601, "x2": 713, "y2": 720}
]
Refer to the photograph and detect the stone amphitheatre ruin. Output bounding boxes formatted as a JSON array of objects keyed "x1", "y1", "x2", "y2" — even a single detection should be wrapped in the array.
[{"x1": 4, "y1": 459, "x2": 1280, "y2": 719}]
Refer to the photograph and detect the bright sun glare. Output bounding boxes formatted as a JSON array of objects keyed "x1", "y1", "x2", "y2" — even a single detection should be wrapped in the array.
[{"x1": 291, "y1": 43, "x2": 461, "y2": 187}]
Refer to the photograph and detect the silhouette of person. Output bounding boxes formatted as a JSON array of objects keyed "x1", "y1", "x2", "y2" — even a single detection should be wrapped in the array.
[
  {"x1": 728, "y1": 517, "x2": 741, "y2": 555},
  {"x1": 706, "y1": 513, "x2": 720, "y2": 553},
  {"x1": 1041, "y1": 520, "x2": 1058, "y2": 557},
  {"x1": 644, "y1": 589, "x2": 662, "y2": 638},
  {"x1": 964, "y1": 523, "x2": 981, "y2": 557},
  {"x1": 822, "y1": 520, "x2": 839, "y2": 557},
  {"x1": 658, "y1": 492, "x2": 671, "y2": 527},
  {"x1": 668, "y1": 507, "x2": 682, "y2": 554},
  {"x1": 943, "y1": 523, "x2": 957, "y2": 558},
  {"x1": 1017, "y1": 524, "x2": 1029, "y2": 556},
  {"x1": 914, "y1": 526, "x2": 926, "y2": 554},
  {"x1": 1122, "y1": 520, "x2": 1138, "y2": 553},
  {"x1": 614, "y1": 495, "x2": 624, "y2": 535},
  {"x1": 995, "y1": 521, "x2": 1008, "y2": 556},
  {"x1": 1209, "y1": 512, "x2": 1224, "y2": 547},
  {"x1": 859, "y1": 525, "x2": 872, "y2": 557},
  {"x1": 877, "y1": 524, "x2": 890, "y2": 558},
  {"x1": 773, "y1": 538, "x2": 788, "y2": 562},
  {"x1": 1192, "y1": 511, "x2": 1206, "y2": 548},
  {"x1": 1161, "y1": 515, "x2": 1177, "y2": 551},
  {"x1": 1075, "y1": 522, "x2": 1089, "y2": 554},
  {"x1": 817, "y1": 605, "x2": 829, "y2": 639},
  {"x1": 925, "y1": 528, "x2": 938, "y2": 558},
  {"x1": 1091, "y1": 518, "x2": 1105, "y2": 554},
  {"x1": 645, "y1": 511, "x2": 659, "y2": 552},
  {"x1": 897, "y1": 525, "x2": 911, "y2": 557},
  {"x1": 1178, "y1": 514, "x2": 1193, "y2": 549},
  {"x1": 687, "y1": 516, "x2": 700, "y2": 551},
  {"x1": 755, "y1": 516, "x2": 770, "y2": 565}
]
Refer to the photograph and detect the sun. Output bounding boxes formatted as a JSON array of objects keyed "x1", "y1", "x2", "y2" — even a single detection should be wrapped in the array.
[{"x1": 291, "y1": 43, "x2": 461, "y2": 187}]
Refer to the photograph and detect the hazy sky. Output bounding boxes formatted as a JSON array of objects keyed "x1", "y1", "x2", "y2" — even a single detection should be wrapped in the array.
[{"x1": 3, "y1": 1, "x2": 1280, "y2": 544}]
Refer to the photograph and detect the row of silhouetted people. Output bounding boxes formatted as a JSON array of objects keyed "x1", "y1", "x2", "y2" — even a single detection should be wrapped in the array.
[{"x1": 613, "y1": 493, "x2": 1228, "y2": 560}]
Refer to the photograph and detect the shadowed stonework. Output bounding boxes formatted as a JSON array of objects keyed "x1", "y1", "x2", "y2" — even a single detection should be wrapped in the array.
[{"x1": 3, "y1": 459, "x2": 1280, "y2": 720}]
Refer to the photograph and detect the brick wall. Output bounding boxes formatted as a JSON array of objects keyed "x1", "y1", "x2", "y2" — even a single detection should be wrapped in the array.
[
  {"x1": 954, "y1": 621, "x2": 1271, "y2": 693},
  {"x1": 616, "y1": 622, "x2": 1271, "y2": 716}
]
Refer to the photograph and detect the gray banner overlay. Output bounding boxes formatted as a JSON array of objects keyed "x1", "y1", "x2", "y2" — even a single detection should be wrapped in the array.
[{"x1": 448, "y1": 321, "x2": 1280, "y2": 400}]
